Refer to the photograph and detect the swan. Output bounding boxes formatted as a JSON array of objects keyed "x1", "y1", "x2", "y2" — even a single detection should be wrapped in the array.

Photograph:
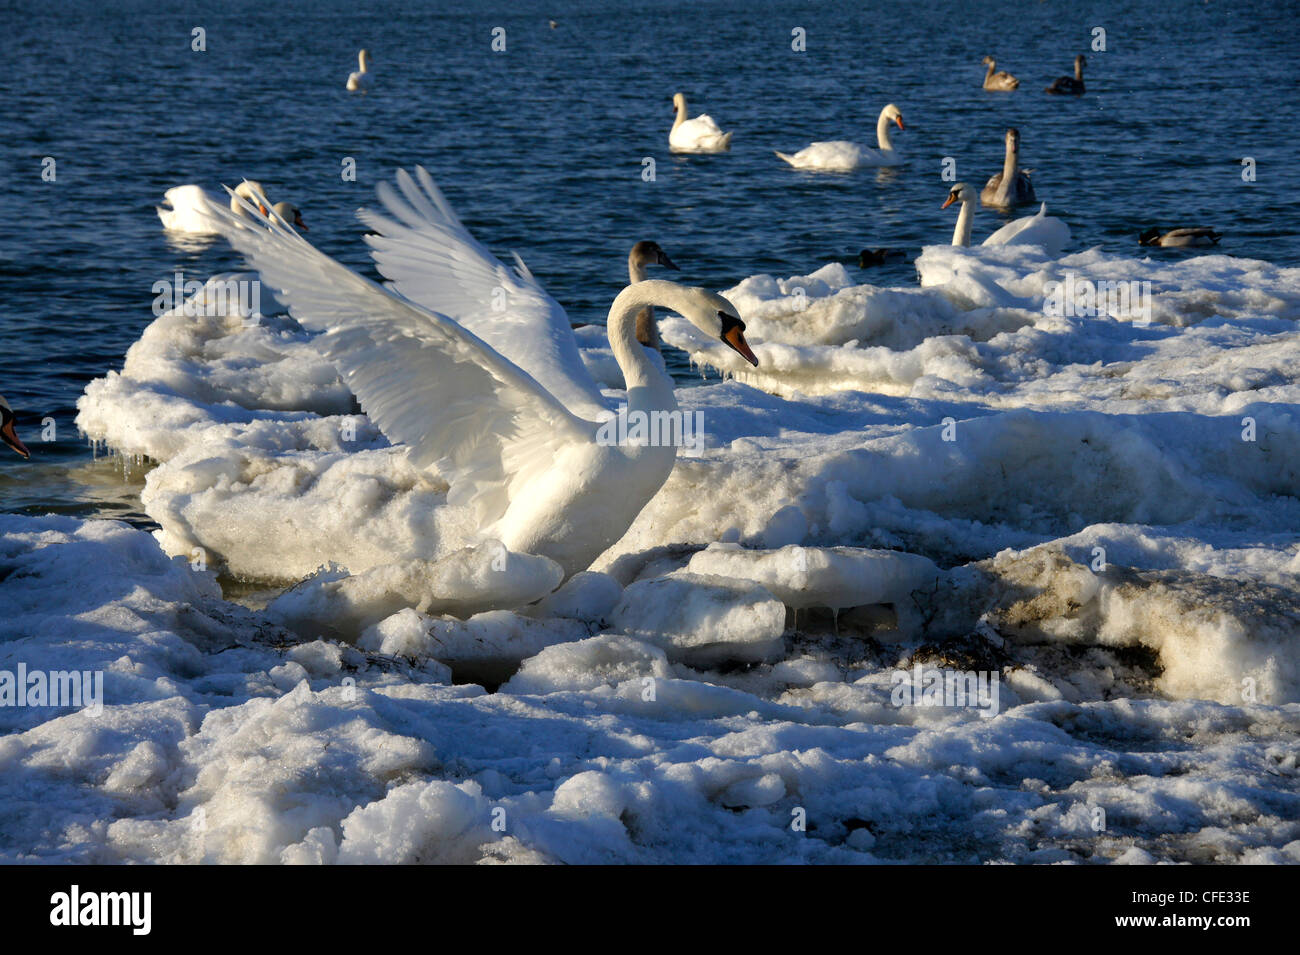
[
  {"x1": 980, "y1": 128, "x2": 1037, "y2": 208},
  {"x1": 629, "y1": 241, "x2": 679, "y2": 348},
  {"x1": 775, "y1": 103, "x2": 904, "y2": 172},
  {"x1": 0, "y1": 395, "x2": 29, "y2": 458},
  {"x1": 669, "y1": 93, "x2": 733, "y2": 153},
  {"x1": 156, "y1": 181, "x2": 271, "y2": 234},
  {"x1": 1139, "y1": 227, "x2": 1222, "y2": 247},
  {"x1": 271, "y1": 202, "x2": 308, "y2": 232},
  {"x1": 346, "y1": 49, "x2": 372, "y2": 91},
  {"x1": 981, "y1": 56, "x2": 1019, "y2": 91},
  {"x1": 210, "y1": 174, "x2": 759, "y2": 578},
  {"x1": 943, "y1": 182, "x2": 1071, "y2": 256},
  {"x1": 1046, "y1": 55, "x2": 1086, "y2": 95}
]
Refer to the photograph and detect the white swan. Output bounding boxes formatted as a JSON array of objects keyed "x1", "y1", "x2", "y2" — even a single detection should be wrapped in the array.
[
  {"x1": 775, "y1": 103, "x2": 904, "y2": 172},
  {"x1": 346, "y1": 49, "x2": 372, "y2": 91},
  {"x1": 156, "y1": 181, "x2": 272, "y2": 234},
  {"x1": 980, "y1": 128, "x2": 1036, "y2": 208},
  {"x1": 669, "y1": 93, "x2": 733, "y2": 153},
  {"x1": 943, "y1": 182, "x2": 1071, "y2": 256},
  {"x1": 0, "y1": 395, "x2": 29, "y2": 458},
  {"x1": 271, "y1": 202, "x2": 308, "y2": 232},
  {"x1": 210, "y1": 174, "x2": 759, "y2": 578}
]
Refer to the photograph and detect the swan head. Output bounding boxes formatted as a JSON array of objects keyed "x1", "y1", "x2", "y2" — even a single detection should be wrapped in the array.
[
  {"x1": 1075, "y1": 54, "x2": 1087, "y2": 70},
  {"x1": 272, "y1": 202, "x2": 308, "y2": 231},
  {"x1": 881, "y1": 103, "x2": 904, "y2": 130},
  {"x1": 630, "y1": 240, "x2": 677, "y2": 271},
  {"x1": 1138, "y1": 227, "x2": 1163, "y2": 246},
  {"x1": 674, "y1": 287, "x2": 757, "y2": 367},
  {"x1": 234, "y1": 180, "x2": 269, "y2": 217},
  {"x1": 981, "y1": 56, "x2": 995, "y2": 67},
  {"x1": 0, "y1": 396, "x2": 29, "y2": 459},
  {"x1": 359, "y1": 48, "x2": 371, "y2": 68},
  {"x1": 671, "y1": 92, "x2": 687, "y2": 113},
  {"x1": 1005, "y1": 127, "x2": 1021, "y2": 150},
  {"x1": 942, "y1": 182, "x2": 973, "y2": 209}
]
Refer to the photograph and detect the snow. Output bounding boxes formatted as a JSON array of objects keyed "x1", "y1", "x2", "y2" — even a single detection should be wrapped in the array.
[{"x1": 18, "y1": 243, "x2": 1298, "y2": 862}]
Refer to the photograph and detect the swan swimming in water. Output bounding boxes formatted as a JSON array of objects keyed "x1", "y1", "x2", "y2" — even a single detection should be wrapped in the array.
[
  {"x1": 210, "y1": 169, "x2": 759, "y2": 578},
  {"x1": 775, "y1": 103, "x2": 904, "y2": 171},
  {"x1": 669, "y1": 93, "x2": 733, "y2": 153},
  {"x1": 1046, "y1": 55, "x2": 1086, "y2": 95},
  {"x1": 156, "y1": 181, "x2": 274, "y2": 234},
  {"x1": 0, "y1": 395, "x2": 29, "y2": 458},
  {"x1": 981, "y1": 56, "x2": 1019, "y2": 91},
  {"x1": 981, "y1": 128, "x2": 1037, "y2": 208},
  {"x1": 943, "y1": 182, "x2": 1071, "y2": 256},
  {"x1": 346, "y1": 49, "x2": 372, "y2": 91}
]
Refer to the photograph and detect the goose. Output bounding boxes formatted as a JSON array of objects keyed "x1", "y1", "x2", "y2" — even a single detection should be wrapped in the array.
[
  {"x1": 0, "y1": 395, "x2": 30, "y2": 458},
  {"x1": 775, "y1": 103, "x2": 904, "y2": 172},
  {"x1": 980, "y1": 128, "x2": 1037, "y2": 208},
  {"x1": 346, "y1": 49, "x2": 372, "y2": 92},
  {"x1": 981, "y1": 56, "x2": 1019, "y2": 91},
  {"x1": 272, "y1": 202, "x2": 308, "y2": 232},
  {"x1": 157, "y1": 181, "x2": 272, "y2": 234},
  {"x1": 1046, "y1": 55, "x2": 1086, "y2": 95},
  {"x1": 629, "y1": 241, "x2": 679, "y2": 348},
  {"x1": 942, "y1": 182, "x2": 1071, "y2": 256},
  {"x1": 669, "y1": 93, "x2": 733, "y2": 153},
  {"x1": 1139, "y1": 227, "x2": 1222, "y2": 247},
  {"x1": 210, "y1": 172, "x2": 759, "y2": 578}
]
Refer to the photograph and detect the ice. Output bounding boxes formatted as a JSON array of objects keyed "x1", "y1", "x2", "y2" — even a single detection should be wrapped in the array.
[{"x1": 29, "y1": 242, "x2": 1300, "y2": 863}]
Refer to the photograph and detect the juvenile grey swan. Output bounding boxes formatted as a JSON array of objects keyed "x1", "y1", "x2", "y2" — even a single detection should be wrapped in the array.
[
  {"x1": 1046, "y1": 55, "x2": 1086, "y2": 95},
  {"x1": 981, "y1": 56, "x2": 1019, "y2": 91},
  {"x1": 629, "y1": 241, "x2": 679, "y2": 348},
  {"x1": 981, "y1": 128, "x2": 1037, "y2": 208}
]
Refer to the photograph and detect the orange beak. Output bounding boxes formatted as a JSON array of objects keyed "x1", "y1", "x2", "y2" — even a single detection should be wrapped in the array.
[
  {"x1": 294, "y1": 212, "x2": 308, "y2": 231},
  {"x1": 1, "y1": 417, "x2": 30, "y2": 459},
  {"x1": 722, "y1": 325, "x2": 759, "y2": 367},
  {"x1": 941, "y1": 193, "x2": 958, "y2": 209},
  {"x1": 258, "y1": 203, "x2": 268, "y2": 217},
  {"x1": 895, "y1": 116, "x2": 905, "y2": 130}
]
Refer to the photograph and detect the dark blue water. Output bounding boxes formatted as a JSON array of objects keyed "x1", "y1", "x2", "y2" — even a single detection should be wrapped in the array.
[{"x1": 2, "y1": 0, "x2": 1297, "y2": 521}]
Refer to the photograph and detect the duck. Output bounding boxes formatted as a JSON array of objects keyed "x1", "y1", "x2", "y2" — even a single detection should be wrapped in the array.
[
  {"x1": 775, "y1": 103, "x2": 904, "y2": 172},
  {"x1": 210, "y1": 170, "x2": 759, "y2": 578},
  {"x1": 157, "y1": 181, "x2": 273, "y2": 234},
  {"x1": 0, "y1": 395, "x2": 30, "y2": 458},
  {"x1": 1046, "y1": 55, "x2": 1086, "y2": 95},
  {"x1": 857, "y1": 248, "x2": 906, "y2": 267},
  {"x1": 629, "y1": 241, "x2": 679, "y2": 348},
  {"x1": 981, "y1": 56, "x2": 1019, "y2": 91},
  {"x1": 942, "y1": 182, "x2": 1071, "y2": 256},
  {"x1": 1139, "y1": 227, "x2": 1222, "y2": 247},
  {"x1": 346, "y1": 49, "x2": 372, "y2": 92},
  {"x1": 981, "y1": 128, "x2": 1037, "y2": 208},
  {"x1": 669, "y1": 93, "x2": 733, "y2": 153}
]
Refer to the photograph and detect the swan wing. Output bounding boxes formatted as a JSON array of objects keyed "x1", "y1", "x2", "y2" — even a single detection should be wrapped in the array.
[
  {"x1": 983, "y1": 203, "x2": 1071, "y2": 256},
  {"x1": 208, "y1": 195, "x2": 596, "y2": 527},
  {"x1": 359, "y1": 166, "x2": 610, "y2": 420}
]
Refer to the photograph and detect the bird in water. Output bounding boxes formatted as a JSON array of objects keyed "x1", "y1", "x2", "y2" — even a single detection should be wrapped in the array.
[
  {"x1": 0, "y1": 395, "x2": 30, "y2": 458},
  {"x1": 857, "y1": 248, "x2": 906, "y2": 267},
  {"x1": 1046, "y1": 55, "x2": 1087, "y2": 95},
  {"x1": 1139, "y1": 227, "x2": 1222, "y2": 248}
]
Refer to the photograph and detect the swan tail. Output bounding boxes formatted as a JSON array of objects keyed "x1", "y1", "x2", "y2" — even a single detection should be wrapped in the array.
[
  {"x1": 719, "y1": 132, "x2": 734, "y2": 150},
  {"x1": 774, "y1": 151, "x2": 797, "y2": 166}
]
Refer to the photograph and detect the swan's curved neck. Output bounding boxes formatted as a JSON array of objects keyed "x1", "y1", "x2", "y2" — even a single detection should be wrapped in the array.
[
  {"x1": 628, "y1": 258, "x2": 660, "y2": 349},
  {"x1": 672, "y1": 99, "x2": 688, "y2": 131},
  {"x1": 984, "y1": 60, "x2": 995, "y2": 82},
  {"x1": 953, "y1": 197, "x2": 974, "y2": 247},
  {"x1": 1075, "y1": 60, "x2": 1084, "y2": 80},
  {"x1": 607, "y1": 280, "x2": 681, "y2": 413},
  {"x1": 359, "y1": 50, "x2": 369, "y2": 72},
  {"x1": 876, "y1": 111, "x2": 896, "y2": 152},
  {"x1": 1001, "y1": 137, "x2": 1019, "y2": 183}
]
